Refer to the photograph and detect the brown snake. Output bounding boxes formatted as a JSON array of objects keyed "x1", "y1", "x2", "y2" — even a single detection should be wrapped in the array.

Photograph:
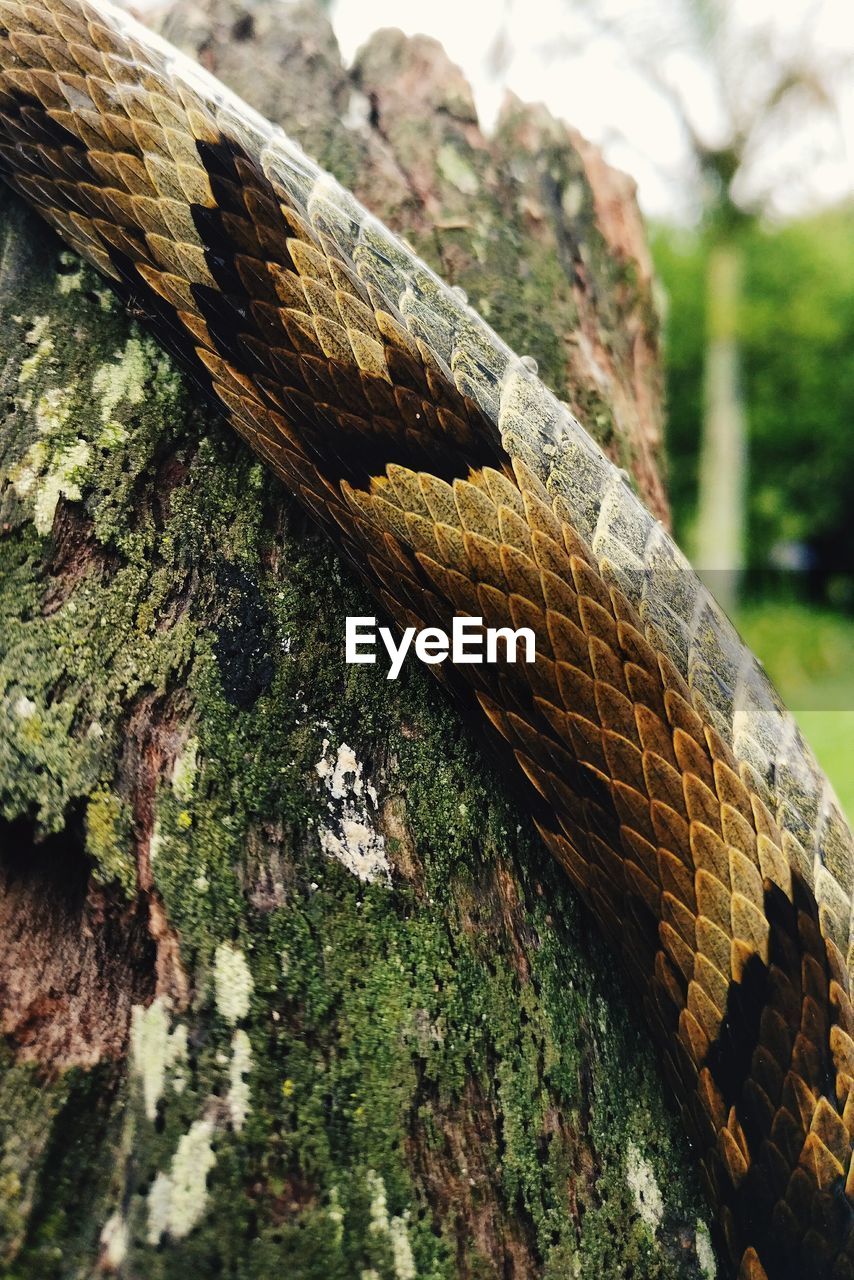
[{"x1": 1, "y1": 1, "x2": 853, "y2": 1274}]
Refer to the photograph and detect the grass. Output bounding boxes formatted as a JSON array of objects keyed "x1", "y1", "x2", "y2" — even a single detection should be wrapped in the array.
[{"x1": 735, "y1": 601, "x2": 854, "y2": 821}]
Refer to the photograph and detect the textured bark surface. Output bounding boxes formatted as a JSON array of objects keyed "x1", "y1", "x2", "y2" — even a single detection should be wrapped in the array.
[{"x1": 0, "y1": 3, "x2": 718, "y2": 1277}]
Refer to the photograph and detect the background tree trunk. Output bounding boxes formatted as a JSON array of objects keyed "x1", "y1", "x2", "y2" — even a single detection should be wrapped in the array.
[
  {"x1": 0, "y1": 3, "x2": 718, "y2": 1276},
  {"x1": 693, "y1": 239, "x2": 747, "y2": 611}
]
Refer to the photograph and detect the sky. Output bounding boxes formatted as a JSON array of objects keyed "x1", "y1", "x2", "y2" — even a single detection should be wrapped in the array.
[{"x1": 330, "y1": 0, "x2": 854, "y2": 223}]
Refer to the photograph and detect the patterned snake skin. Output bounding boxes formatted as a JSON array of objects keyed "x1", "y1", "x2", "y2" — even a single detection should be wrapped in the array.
[{"x1": 1, "y1": 1, "x2": 853, "y2": 1274}]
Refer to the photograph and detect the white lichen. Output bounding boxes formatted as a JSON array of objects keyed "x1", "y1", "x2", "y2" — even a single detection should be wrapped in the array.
[
  {"x1": 9, "y1": 383, "x2": 85, "y2": 533},
  {"x1": 366, "y1": 1170, "x2": 416, "y2": 1280},
  {"x1": 130, "y1": 999, "x2": 189, "y2": 1121},
  {"x1": 315, "y1": 734, "x2": 377, "y2": 805},
  {"x1": 98, "y1": 419, "x2": 128, "y2": 449},
  {"x1": 695, "y1": 1221, "x2": 717, "y2": 1279},
  {"x1": 92, "y1": 336, "x2": 149, "y2": 425},
  {"x1": 367, "y1": 1170, "x2": 390, "y2": 1233},
  {"x1": 57, "y1": 252, "x2": 84, "y2": 294},
  {"x1": 13, "y1": 696, "x2": 37, "y2": 720},
  {"x1": 99, "y1": 1211, "x2": 128, "y2": 1269},
  {"x1": 626, "y1": 1141, "x2": 664, "y2": 1235},
  {"x1": 91, "y1": 333, "x2": 180, "y2": 445},
  {"x1": 146, "y1": 1172, "x2": 173, "y2": 1246},
  {"x1": 149, "y1": 818, "x2": 164, "y2": 865},
  {"x1": 8, "y1": 377, "x2": 91, "y2": 535},
  {"x1": 319, "y1": 815, "x2": 390, "y2": 885},
  {"x1": 389, "y1": 1219, "x2": 417, "y2": 1280},
  {"x1": 9, "y1": 441, "x2": 46, "y2": 499},
  {"x1": 315, "y1": 739, "x2": 389, "y2": 884},
  {"x1": 19, "y1": 315, "x2": 54, "y2": 384},
  {"x1": 165, "y1": 1120, "x2": 217, "y2": 1236},
  {"x1": 227, "y1": 1029, "x2": 252, "y2": 1131},
  {"x1": 328, "y1": 1186, "x2": 344, "y2": 1247},
  {"x1": 213, "y1": 942, "x2": 254, "y2": 1025},
  {"x1": 35, "y1": 385, "x2": 75, "y2": 434},
  {"x1": 171, "y1": 737, "x2": 199, "y2": 801},
  {"x1": 146, "y1": 1119, "x2": 216, "y2": 1243},
  {"x1": 32, "y1": 439, "x2": 91, "y2": 534}
]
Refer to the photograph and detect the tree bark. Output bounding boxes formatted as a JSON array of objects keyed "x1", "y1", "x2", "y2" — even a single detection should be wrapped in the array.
[{"x1": 0, "y1": 3, "x2": 718, "y2": 1277}]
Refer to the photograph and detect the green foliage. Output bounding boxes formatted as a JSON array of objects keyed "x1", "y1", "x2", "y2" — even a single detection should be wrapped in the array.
[
  {"x1": 652, "y1": 207, "x2": 854, "y2": 587},
  {"x1": 735, "y1": 602, "x2": 854, "y2": 819}
]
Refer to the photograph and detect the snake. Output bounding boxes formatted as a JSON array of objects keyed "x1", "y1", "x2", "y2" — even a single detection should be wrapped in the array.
[{"x1": 1, "y1": 1, "x2": 852, "y2": 1275}]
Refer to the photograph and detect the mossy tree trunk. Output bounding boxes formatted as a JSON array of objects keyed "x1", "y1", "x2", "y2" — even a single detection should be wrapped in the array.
[{"x1": 0, "y1": 3, "x2": 718, "y2": 1277}]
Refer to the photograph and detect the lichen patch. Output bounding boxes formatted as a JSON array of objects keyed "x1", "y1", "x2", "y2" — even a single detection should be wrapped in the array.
[
  {"x1": 695, "y1": 1221, "x2": 717, "y2": 1279},
  {"x1": 315, "y1": 738, "x2": 389, "y2": 884},
  {"x1": 92, "y1": 336, "x2": 148, "y2": 423},
  {"x1": 85, "y1": 789, "x2": 136, "y2": 899},
  {"x1": 171, "y1": 737, "x2": 199, "y2": 801},
  {"x1": 130, "y1": 999, "x2": 189, "y2": 1122},
  {"x1": 88, "y1": 333, "x2": 180, "y2": 450},
  {"x1": 56, "y1": 252, "x2": 84, "y2": 295},
  {"x1": 99, "y1": 1210, "x2": 128, "y2": 1269},
  {"x1": 18, "y1": 315, "x2": 54, "y2": 384},
  {"x1": 213, "y1": 942, "x2": 253, "y2": 1025},
  {"x1": 8, "y1": 379, "x2": 90, "y2": 535},
  {"x1": 31, "y1": 439, "x2": 91, "y2": 535},
  {"x1": 146, "y1": 1118, "x2": 216, "y2": 1243},
  {"x1": 227, "y1": 1028, "x2": 252, "y2": 1131},
  {"x1": 626, "y1": 1140, "x2": 664, "y2": 1235},
  {"x1": 34, "y1": 384, "x2": 75, "y2": 435},
  {"x1": 366, "y1": 1170, "x2": 416, "y2": 1280}
]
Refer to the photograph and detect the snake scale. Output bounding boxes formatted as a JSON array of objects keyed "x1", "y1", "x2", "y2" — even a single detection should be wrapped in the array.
[{"x1": 1, "y1": 1, "x2": 852, "y2": 1274}]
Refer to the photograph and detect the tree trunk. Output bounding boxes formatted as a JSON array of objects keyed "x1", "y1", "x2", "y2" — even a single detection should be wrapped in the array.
[
  {"x1": 0, "y1": 3, "x2": 718, "y2": 1277},
  {"x1": 693, "y1": 240, "x2": 748, "y2": 612}
]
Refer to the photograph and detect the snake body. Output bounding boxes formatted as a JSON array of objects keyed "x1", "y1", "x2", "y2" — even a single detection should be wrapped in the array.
[{"x1": 1, "y1": 2, "x2": 853, "y2": 1274}]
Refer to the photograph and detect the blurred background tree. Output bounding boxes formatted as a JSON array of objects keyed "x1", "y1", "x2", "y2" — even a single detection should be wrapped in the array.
[
  {"x1": 652, "y1": 205, "x2": 854, "y2": 817},
  {"x1": 653, "y1": 207, "x2": 854, "y2": 602},
  {"x1": 575, "y1": 0, "x2": 848, "y2": 610}
]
